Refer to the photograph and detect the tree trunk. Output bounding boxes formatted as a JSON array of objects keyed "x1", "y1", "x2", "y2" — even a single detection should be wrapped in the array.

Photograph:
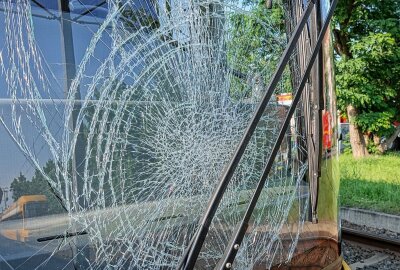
[
  {"x1": 380, "y1": 125, "x2": 400, "y2": 152},
  {"x1": 363, "y1": 134, "x2": 370, "y2": 148},
  {"x1": 347, "y1": 105, "x2": 369, "y2": 158},
  {"x1": 373, "y1": 134, "x2": 384, "y2": 154}
]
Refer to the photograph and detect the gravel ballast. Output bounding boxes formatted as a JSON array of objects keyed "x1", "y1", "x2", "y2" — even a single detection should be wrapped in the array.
[
  {"x1": 341, "y1": 216, "x2": 400, "y2": 269},
  {"x1": 343, "y1": 240, "x2": 400, "y2": 269}
]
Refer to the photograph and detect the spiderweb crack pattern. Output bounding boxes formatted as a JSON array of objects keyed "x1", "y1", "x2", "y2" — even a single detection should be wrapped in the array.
[{"x1": 0, "y1": 0, "x2": 310, "y2": 269}]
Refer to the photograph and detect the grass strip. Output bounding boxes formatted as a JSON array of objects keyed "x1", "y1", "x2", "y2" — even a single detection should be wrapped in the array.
[{"x1": 339, "y1": 152, "x2": 400, "y2": 215}]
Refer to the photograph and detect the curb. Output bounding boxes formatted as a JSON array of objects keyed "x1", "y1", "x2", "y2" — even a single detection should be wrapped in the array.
[{"x1": 340, "y1": 207, "x2": 400, "y2": 233}]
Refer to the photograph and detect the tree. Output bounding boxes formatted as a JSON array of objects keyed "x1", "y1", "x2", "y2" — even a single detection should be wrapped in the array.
[
  {"x1": 227, "y1": 0, "x2": 290, "y2": 99},
  {"x1": 10, "y1": 173, "x2": 30, "y2": 201},
  {"x1": 10, "y1": 161, "x2": 66, "y2": 214},
  {"x1": 333, "y1": 0, "x2": 400, "y2": 157}
]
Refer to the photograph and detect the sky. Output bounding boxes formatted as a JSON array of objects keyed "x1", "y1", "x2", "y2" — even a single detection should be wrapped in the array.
[
  {"x1": 0, "y1": 3, "x2": 108, "y2": 197},
  {"x1": 0, "y1": 0, "x2": 158, "y2": 199}
]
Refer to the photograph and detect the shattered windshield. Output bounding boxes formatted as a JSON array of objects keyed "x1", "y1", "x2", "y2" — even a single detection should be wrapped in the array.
[{"x1": 0, "y1": 0, "x2": 310, "y2": 269}]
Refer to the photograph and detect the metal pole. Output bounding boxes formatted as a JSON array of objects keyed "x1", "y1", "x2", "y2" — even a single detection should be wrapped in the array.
[
  {"x1": 57, "y1": 0, "x2": 86, "y2": 209},
  {"x1": 309, "y1": 0, "x2": 324, "y2": 224},
  {"x1": 57, "y1": 1, "x2": 88, "y2": 268}
]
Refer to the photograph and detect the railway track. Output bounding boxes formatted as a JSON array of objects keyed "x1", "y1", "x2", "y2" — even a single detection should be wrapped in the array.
[
  {"x1": 342, "y1": 227, "x2": 400, "y2": 253},
  {"x1": 342, "y1": 227, "x2": 400, "y2": 269}
]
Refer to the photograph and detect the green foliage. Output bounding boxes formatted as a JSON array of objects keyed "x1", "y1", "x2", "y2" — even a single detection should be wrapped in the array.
[
  {"x1": 227, "y1": 0, "x2": 289, "y2": 97},
  {"x1": 340, "y1": 152, "x2": 400, "y2": 214},
  {"x1": 334, "y1": 0, "x2": 400, "y2": 138},
  {"x1": 10, "y1": 173, "x2": 28, "y2": 201},
  {"x1": 334, "y1": 0, "x2": 400, "y2": 40},
  {"x1": 366, "y1": 138, "x2": 380, "y2": 155},
  {"x1": 342, "y1": 133, "x2": 352, "y2": 154},
  {"x1": 336, "y1": 32, "x2": 400, "y2": 136},
  {"x1": 120, "y1": 4, "x2": 160, "y2": 30},
  {"x1": 355, "y1": 111, "x2": 395, "y2": 136},
  {"x1": 10, "y1": 161, "x2": 66, "y2": 214}
]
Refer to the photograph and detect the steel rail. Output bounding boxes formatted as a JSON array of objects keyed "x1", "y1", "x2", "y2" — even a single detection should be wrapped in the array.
[
  {"x1": 342, "y1": 227, "x2": 400, "y2": 253},
  {"x1": 177, "y1": 1, "x2": 317, "y2": 269}
]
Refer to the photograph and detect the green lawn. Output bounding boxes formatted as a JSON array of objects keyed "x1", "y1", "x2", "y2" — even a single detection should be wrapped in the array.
[{"x1": 339, "y1": 152, "x2": 400, "y2": 215}]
